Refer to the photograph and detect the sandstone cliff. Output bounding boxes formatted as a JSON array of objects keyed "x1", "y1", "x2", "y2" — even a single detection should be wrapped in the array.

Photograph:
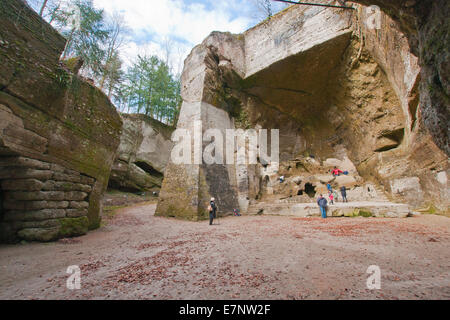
[
  {"x1": 109, "y1": 114, "x2": 174, "y2": 192},
  {"x1": 0, "y1": 0, "x2": 122, "y2": 242},
  {"x1": 156, "y1": 1, "x2": 449, "y2": 220},
  {"x1": 351, "y1": 0, "x2": 449, "y2": 156}
]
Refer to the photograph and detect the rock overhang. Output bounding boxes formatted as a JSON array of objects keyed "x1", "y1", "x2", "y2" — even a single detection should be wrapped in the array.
[
  {"x1": 243, "y1": 3, "x2": 353, "y2": 78},
  {"x1": 156, "y1": 3, "x2": 357, "y2": 219},
  {"x1": 158, "y1": 1, "x2": 449, "y2": 218},
  {"x1": 241, "y1": 31, "x2": 353, "y2": 122}
]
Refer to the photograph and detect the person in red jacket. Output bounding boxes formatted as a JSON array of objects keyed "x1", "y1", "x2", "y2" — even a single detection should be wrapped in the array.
[
  {"x1": 332, "y1": 166, "x2": 343, "y2": 177},
  {"x1": 328, "y1": 191, "x2": 334, "y2": 205}
]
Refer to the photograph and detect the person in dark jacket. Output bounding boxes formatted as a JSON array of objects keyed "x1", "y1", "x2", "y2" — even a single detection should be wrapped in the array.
[
  {"x1": 340, "y1": 186, "x2": 348, "y2": 203},
  {"x1": 209, "y1": 198, "x2": 217, "y2": 225},
  {"x1": 317, "y1": 194, "x2": 328, "y2": 218}
]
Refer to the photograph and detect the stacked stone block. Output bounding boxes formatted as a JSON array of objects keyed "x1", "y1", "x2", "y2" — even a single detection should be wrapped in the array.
[
  {"x1": 0, "y1": 0, "x2": 122, "y2": 242},
  {"x1": 0, "y1": 157, "x2": 96, "y2": 241}
]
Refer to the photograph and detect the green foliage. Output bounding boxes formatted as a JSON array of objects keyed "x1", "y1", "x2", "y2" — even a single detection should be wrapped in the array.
[
  {"x1": 117, "y1": 54, "x2": 181, "y2": 126},
  {"x1": 58, "y1": 0, "x2": 109, "y2": 78},
  {"x1": 358, "y1": 210, "x2": 373, "y2": 218},
  {"x1": 33, "y1": 0, "x2": 180, "y2": 125},
  {"x1": 54, "y1": 66, "x2": 71, "y2": 88}
]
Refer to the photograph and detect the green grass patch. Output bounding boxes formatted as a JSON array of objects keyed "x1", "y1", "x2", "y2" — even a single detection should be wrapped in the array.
[{"x1": 103, "y1": 205, "x2": 127, "y2": 219}]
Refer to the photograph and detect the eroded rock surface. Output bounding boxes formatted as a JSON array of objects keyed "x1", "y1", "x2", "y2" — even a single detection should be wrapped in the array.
[
  {"x1": 109, "y1": 114, "x2": 174, "y2": 192},
  {"x1": 0, "y1": 0, "x2": 122, "y2": 242},
  {"x1": 352, "y1": 0, "x2": 450, "y2": 155},
  {"x1": 157, "y1": 1, "x2": 449, "y2": 219}
]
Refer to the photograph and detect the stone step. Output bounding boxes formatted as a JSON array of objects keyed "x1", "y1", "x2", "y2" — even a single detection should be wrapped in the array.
[
  {"x1": 247, "y1": 201, "x2": 411, "y2": 218},
  {"x1": 274, "y1": 191, "x2": 389, "y2": 204}
]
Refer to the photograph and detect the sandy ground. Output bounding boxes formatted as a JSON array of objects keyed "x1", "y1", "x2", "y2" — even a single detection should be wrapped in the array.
[{"x1": 0, "y1": 202, "x2": 449, "y2": 300}]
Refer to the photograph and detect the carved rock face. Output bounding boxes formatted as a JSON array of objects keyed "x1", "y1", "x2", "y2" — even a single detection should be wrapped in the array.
[
  {"x1": 157, "y1": 2, "x2": 449, "y2": 218},
  {"x1": 352, "y1": 0, "x2": 449, "y2": 155},
  {"x1": 0, "y1": 0, "x2": 122, "y2": 242},
  {"x1": 109, "y1": 114, "x2": 174, "y2": 192}
]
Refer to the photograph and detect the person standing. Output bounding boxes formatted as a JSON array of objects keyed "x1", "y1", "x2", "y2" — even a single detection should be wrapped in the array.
[
  {"x1": 327, "y1": 183, "x2": 333, "y2": 192},
  {"x1": 328, "y1": 191, "x2": 334, "y2": 205},
  {"x1": 332, "y1": 166, "x2": 343, "y2": 177},
  {"x1": 209, "y1": 198, "x2": 217, "y2": 225},
  {"x1": 333, "y1": 190, "x2": 339, "y2": 202},
  {"x1": 340, "y1": 186, "x2": 348, "y2": 203},
  {"x1": 317, "y1": 194, "x2": 328, "y2": 219}
]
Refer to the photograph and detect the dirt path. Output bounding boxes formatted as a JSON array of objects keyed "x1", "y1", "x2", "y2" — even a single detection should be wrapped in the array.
[{"x1": 1, "y1": 202, "x2": 449, "y2": 300}]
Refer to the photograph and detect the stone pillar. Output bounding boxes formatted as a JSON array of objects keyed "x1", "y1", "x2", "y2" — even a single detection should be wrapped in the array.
[{"x1": 155, "y1": 31, "x2": 248, "y2": 220}]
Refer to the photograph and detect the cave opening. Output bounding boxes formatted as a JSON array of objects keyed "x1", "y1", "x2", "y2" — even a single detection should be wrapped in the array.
[
  {"x1": 134, "y1": 161, "x2": 163, "y2": 178},
  {"x1": 107, "y1": 179, "x2": 142, "y2": 194},
  {"x1": 297, "y1": 183, "x2": 316, "y2": 198},
  {"x1": 237, "y1": 29, "x2": 407, "y2": 193},
  {"x1": 304, "y1": 183, "x2": 316, "y2": 198}
]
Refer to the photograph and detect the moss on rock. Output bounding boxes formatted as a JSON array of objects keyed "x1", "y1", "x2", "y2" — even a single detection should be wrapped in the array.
[
  {"x1": 58, "y1": 217, "x2": 89, "y2": 238},
  {"x1": 358, "y1": 209, "x2": 373, "y2": 218}
]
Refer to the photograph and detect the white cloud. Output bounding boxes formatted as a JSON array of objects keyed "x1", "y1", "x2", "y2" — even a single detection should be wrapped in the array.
[{"x1": 93, "y1": 0, "x2": 255, "y2": 75}]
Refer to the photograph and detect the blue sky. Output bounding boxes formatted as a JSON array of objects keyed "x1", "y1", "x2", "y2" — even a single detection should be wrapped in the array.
[{"x1": 91, "y1": 0, "x2": 290, "y2": 74}]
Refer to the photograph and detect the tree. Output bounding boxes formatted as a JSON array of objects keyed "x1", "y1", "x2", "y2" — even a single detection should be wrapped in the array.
[
  {"x1": 58, "y1": 0, "x2": 109, "y2": 80},
  {"x1": 103, "y1": 52, "x2": 124, "y2": 99},
  {"x1": 39, "y1": 0, "x2": 49, "y2": 16},
  {"x1": 119, "y1": 55, "x2": 181, "y2": 125},
  {"x1": 99, "y1": 12, "x2": 129, "y2": 90},
  {"x1": 28, "y1": 0, "x2": 70, "y2": 27},
  {"x1": 27, "y1": 0, "x2": 180, "y2": 122},
  {"x1": 259, "y1": 0, "x2": 273, "y2": 19},
  {"x1": 252, "y1": 0, "x2": 291, "y2": 22}
]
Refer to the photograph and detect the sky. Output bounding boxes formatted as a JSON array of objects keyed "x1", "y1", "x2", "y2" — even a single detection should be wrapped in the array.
[{"x1": 90, "y1": 0, "x2": 290, "y2": 75}]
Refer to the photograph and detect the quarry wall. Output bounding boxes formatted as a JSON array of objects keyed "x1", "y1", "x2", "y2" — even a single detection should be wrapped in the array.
[
  {"x1": 157, "y1": 1, "x2": 449, "y2": 219},
  {"x1": 0, "y1": 0, "x2": 122, "y2": 242}
]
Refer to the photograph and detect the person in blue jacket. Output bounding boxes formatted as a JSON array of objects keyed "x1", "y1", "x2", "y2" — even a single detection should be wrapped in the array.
[{"x1": 317, "y1": 194, "x2": 328, "y2": 218}]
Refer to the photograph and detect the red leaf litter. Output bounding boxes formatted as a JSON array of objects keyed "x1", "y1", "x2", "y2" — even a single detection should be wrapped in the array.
[
  {"x1": 290, "y1": 217, "x2": 449, "y2": 239},
  {"x1": 4, "y1": 202, "x2": 449, "y2": 300},
  {"x1": 80, "y1": 261, "x2": 106, "y2": 273},
  {"x1": 108, "y1": 250, "x2": 193, "y2": 285},
  {"x1": 192, "y1": 262, "x2": 271, "y2": 289},
  {"x1": 58, "y1": 238, "x2": 82, "y2": 244}
]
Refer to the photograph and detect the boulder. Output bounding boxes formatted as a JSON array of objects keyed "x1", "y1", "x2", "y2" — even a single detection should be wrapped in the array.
[
  {"x1": 390, "y1": 177, "x2": 424, "y2": 206},
  {"x1": 335, "y1": 175, "x2": 358, "y2": 188}
]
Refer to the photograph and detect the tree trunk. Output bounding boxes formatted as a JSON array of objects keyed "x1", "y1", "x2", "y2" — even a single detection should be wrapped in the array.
[
  {"x1": 39, "y1": 0, "x2": 49, "y2": 17},
  {"x1": 61, "y1": 28, "x2": 75, "y2": 60}
]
